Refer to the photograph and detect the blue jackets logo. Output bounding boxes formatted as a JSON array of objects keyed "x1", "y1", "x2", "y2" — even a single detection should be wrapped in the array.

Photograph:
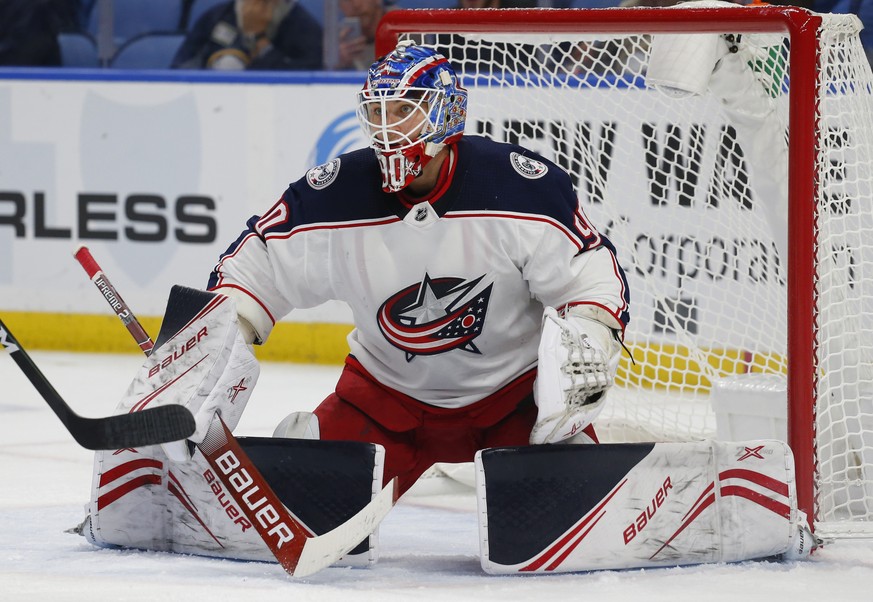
[{"x1": 377, "y1": 274, "x2": 493, "y2": 362}]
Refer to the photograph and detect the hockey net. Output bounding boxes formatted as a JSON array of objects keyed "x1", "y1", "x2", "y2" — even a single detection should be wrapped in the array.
[{"x1": 379, "y1": 4, "x2": 873, "y2": 537}]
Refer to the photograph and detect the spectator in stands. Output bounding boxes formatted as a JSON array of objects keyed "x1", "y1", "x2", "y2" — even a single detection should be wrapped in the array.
[
  {"x1": 332, "y1": 0, "x2": 534, "y2": 72},
  {"x1": 0, "y1": 0, "x2": 81, "y2": 66},
  {"x1": 67, "y1": 0, "x2": 92, "y2": 30},
  {"x1": 335, "y1": 0, "x2": 396, "y2": 71},
  {"x1": 172, "y1": 0, "x2": 322, "y2": 70},
  {"x1": 436, "y1": 0, "x2": 538, "y2": 73}
]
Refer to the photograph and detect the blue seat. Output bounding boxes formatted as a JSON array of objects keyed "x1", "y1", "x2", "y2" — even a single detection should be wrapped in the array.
[
  {"x1": 186, "y1": 0, "x2": 228, "y2": 30},
  {"x1": 110, "y1": 33, "x2": 186, "y2": 69},
  {"x1": 88, "y1": 0, "x2": 184, "y2": 46},
  {"x1": 58, "y1": 32, "x2": 100, "y2": 67}
]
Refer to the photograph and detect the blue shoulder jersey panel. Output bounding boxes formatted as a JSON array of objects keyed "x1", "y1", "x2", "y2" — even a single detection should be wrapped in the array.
[
  {"x1": 206, "y1": 148, "x2": 394, "y2": 289},
  {"x1": 258, "y1": 147, "x2": 398, "y2": 238},
  {"x1": 208, "y1": 135, "x2": 616, "y2": 290},
  {"x1": 249, "y1": 136, "x2": 600, "y2": 244},
  {"x1": 448, "y1": 136, "x2": 603, "y2": 251}
]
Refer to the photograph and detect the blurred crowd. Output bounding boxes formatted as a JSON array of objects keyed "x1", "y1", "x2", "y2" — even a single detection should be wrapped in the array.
[{"x1": 0, "y1": 0, "x2": 869, "y2": 70}]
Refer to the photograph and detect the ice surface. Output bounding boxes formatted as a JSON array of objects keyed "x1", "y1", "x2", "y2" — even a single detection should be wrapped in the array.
[{"x1": 2, "y1": 351, "x2": 872, "y2": 601}]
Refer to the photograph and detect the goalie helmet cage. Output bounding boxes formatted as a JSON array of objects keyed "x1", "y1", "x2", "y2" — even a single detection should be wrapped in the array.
[{"x1": 376, "y1": 5, "x2": 873, "y2": 539}]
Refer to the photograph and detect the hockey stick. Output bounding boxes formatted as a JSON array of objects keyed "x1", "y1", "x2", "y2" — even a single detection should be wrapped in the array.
[
  {"x1": 0, "y1": 318, "x2": 196, "y2": 450},
  {"x1": 73, "y1": 245, "x2": 397, "y2": 577},
  {"x1": 74, "y1": 246, "x2": 154, "y2": 355},
  {"x1": 199, "y1": 414, "x2": 395, "y2": 576}
]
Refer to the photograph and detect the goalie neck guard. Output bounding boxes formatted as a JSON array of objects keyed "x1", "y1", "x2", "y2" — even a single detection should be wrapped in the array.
[{"x1": 357, "y1": 43, "x2": 468, "y2": 193}]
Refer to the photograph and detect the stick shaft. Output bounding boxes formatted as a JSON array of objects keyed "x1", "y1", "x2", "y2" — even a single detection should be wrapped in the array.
[
  {"x1": 0, "y1": 318, "x2": 194, "y2": 449},
  {"x1": 74, "y1": 246, "x2": 154, "y2": 354}
]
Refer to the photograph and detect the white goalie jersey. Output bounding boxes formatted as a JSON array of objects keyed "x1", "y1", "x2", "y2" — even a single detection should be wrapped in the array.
[{"x1": 208, "y1": 136, "x2": 630, "y2": 408}]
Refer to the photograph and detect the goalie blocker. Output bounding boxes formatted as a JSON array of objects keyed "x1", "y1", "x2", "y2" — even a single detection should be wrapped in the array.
[{"x1": 476, "y1": 440, "x2": 817, "y2": 574}]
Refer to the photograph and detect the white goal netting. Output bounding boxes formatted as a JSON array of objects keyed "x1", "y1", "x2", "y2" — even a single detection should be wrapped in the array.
[{"x1": 390, "y1": 5, "x2": 873, "y2": 536}]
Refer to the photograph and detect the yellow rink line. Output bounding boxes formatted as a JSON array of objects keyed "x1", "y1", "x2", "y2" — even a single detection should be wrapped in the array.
[
  {"x1": 0, "y1": 312, "x2": 354, "y2": 365},
  {"x1": 3, "y1": 312, "x2": 785, "y2": 390}
]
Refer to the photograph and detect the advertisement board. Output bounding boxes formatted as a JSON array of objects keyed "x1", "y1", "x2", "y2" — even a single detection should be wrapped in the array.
[{"x1": 0, "y1": 70, "x2": 791, "y2": 360}]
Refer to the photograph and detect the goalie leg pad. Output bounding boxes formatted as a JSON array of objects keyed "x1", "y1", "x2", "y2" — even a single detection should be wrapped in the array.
[
  {"x1": 475, "y1": 440, "x2": 811, "y2": 574},
  {"x1": 82, "y1": 437, "x2": 385, "y2": 566}
]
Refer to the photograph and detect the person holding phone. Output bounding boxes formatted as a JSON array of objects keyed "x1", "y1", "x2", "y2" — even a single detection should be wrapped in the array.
[
  {"x1": 173, "y1": 0, "x2": 323, "y2": 70},
  {"x1": 336, "y1": 0, "x2": 396, "y2": 70}
]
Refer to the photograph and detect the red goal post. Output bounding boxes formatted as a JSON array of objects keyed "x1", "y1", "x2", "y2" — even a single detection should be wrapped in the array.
[{"x1": 375, "y1": 4, "x2": 873, "y2": 538}]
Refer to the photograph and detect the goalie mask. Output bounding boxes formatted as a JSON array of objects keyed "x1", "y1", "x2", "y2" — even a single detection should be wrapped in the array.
[{"x1": 357, "y1": 43, "x2": 468, "y2": 193}]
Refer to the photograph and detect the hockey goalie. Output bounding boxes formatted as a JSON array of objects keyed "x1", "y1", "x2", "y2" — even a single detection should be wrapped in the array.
[{"x1": 79, "y1": 28, "x2": 816, "y2": 577}]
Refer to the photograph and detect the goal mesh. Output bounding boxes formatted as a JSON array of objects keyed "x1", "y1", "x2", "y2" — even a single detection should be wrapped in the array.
[
  {"x1": 380, "y1": 5, "x2": 873, "y2": 537},
  {"x1": 815, "y1": 14, "x2": 873, "y2": 536}
]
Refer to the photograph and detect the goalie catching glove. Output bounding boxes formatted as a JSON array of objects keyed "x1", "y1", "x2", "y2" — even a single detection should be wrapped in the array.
[{"x1": 531, "y1": 305, "x2": 622, "y2": 444}]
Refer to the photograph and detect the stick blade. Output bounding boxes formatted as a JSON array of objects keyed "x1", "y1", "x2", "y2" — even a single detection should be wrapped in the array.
[
  {"x1": 74, "y1": 405, "x2": 196, "y2": 450},
  {"x1": 292, "y1": 478, "x2": 398, "y2": 578}
]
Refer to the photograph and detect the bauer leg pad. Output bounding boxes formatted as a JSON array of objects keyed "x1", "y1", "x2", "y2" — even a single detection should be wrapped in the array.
[
  {"x1": 82, "y1": 438, "x2": 385, "y2": 566},
  {"x1": 475, "y1": 440, "x2": 813, "y2": 574}
]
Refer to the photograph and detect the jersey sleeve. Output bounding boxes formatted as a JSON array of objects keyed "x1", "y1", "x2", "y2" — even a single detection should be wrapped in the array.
[
  {"x1": 458, "y1": 138, "x2": 631, "y2": 333},
  {"x1": 522, "y1": 171, "x2": 630, "y2": 332},
  {"x1": 206, "y1": 186, "x2": 337, "y2": 342},
  {"x1": 206, "y1": 210, "x2": 288, "y2": 342}
]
